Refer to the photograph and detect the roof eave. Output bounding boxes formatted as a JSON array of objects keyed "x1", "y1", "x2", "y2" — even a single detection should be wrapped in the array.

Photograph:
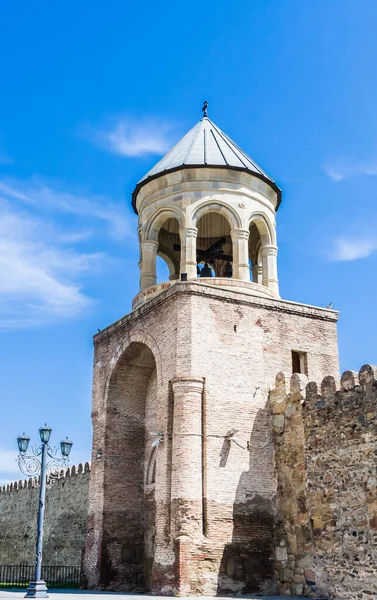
[{"x1": 131, "y1": 164, "x2": 282, "y2": 214}]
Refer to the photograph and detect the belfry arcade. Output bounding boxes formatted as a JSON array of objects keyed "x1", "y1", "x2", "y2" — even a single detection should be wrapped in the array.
[{"x1": 132, "y1": 113, "x2": 281, "y2": 308}]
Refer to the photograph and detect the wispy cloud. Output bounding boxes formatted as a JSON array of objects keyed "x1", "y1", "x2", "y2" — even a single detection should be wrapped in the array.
[
  {"x1": 324, "y1": 159, "x2": 377, "y2": 181},
  {"x1": 0, "y1": 177, "x2": 133, "y2": 329},
  {"x1": 82, "y1": 116, "x2": 176, "y2": 157},
  {"x1": 329, "y1": 236, "x2": 377, "y2": 261},
  {"x1": 0, "y1": 177, "x2": 130, "y2": 239}
]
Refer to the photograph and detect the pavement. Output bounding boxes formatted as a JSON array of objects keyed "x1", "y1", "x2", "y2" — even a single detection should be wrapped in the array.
[{"x1": 0, "y1": 591, "x2": 308, "y2": 600}]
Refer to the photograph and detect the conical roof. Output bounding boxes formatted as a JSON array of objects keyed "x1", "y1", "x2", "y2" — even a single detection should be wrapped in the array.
[{"x1": 132, "y1": 117, "x2": 281, "y2": 212}]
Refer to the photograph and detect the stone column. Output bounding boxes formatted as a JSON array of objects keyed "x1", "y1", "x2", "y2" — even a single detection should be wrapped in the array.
[
  {"x1": 251, "y1": 264, "x2": 263, "y2": 284},
  {"x1": 140, "y1": 240, "x2": 159, "y2": 291},
  {"x1": 171, "y1": 376, "x2": 204, "y2": 537},
  {"x1": 179, "y1": 228, "x2": 198, "y2": 280},
  {"x1": 261, "y1": 244, "x2": 279, "y2": 295},
  {"x1": 231, "y1": 229, "x2": 250, "y2": 282}
]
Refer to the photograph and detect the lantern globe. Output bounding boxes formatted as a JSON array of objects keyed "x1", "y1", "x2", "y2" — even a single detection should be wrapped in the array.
[
  {"x1": 39, "y1": 424, "x2": 52, "y2": 443},
  {"x1": 60, "y1": 438, "x2": 73, "y2": 458},
  {"x1": 17, "y1": 433, "x2": 30, "y2": 455}
]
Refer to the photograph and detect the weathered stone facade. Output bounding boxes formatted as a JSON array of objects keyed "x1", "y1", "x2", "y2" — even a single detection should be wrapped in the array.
[
  {"x1": 271, "y1": 365, "x2": 377, "y2": 600},
  {"x1": 83, "y1": 281, "x2": 339, "y2": 595},
  {"x1": 0, "y1": 463, "x2": 90, "y2": 566}
]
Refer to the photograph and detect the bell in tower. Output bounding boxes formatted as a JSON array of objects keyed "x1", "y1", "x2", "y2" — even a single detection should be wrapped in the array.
[{"x1": 84, "y1": 104, "x2": 339, "y2": 596}]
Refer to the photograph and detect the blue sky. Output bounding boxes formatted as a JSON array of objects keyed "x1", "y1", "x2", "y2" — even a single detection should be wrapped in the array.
[{"x1": 1, "y1": 0, "x2": 377, "y2": 483}]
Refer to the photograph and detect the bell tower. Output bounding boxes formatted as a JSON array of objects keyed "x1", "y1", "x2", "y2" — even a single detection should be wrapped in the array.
[
  {"x1": 132, "y1": 108, "x2": 280, "y2": 310},
  {"x1": 84, "y1": 106, "x2": 340, "y2": 596}
]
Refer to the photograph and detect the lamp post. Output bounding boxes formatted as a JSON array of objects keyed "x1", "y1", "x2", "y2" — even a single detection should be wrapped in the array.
[{"x1": 16, "y1": 426, "x2": 73, "y2": 599}]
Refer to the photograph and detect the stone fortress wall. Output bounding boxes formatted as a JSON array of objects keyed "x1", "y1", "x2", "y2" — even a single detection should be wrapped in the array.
[
  {"x1": 271, "y1": 364, "x2": 377, "y2": 600},
  {"x1": 0, "y1": 463, "x2": 90, "y2": 567}
]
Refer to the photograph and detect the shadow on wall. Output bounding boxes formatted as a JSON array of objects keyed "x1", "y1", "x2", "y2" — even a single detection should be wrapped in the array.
[{"x1": 217, "y1": 407, "x2": 275, "y2": 595}]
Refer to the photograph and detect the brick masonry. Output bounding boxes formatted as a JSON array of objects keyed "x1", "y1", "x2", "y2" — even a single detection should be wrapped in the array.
[
  {"x1": 83, "y1": 281, "x2": 339, "y2": 595},
  {"x1": 0, "y1": 463, "x2": 90, "y2": 566}
]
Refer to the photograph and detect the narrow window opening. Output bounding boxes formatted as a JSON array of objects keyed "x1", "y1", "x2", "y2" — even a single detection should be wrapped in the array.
[
  {"x1": 292, "y1": 350, "x2": 307, "y2": 375},
  {"x1": 151, "y1": 460, "x2": 156, "y2": 485}
]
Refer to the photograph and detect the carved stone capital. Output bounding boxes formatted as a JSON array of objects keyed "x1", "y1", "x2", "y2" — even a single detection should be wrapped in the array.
[
  {"x1": 230, "y1": 229, "x2": 250, "y2": 241},
  {"x1": 141, "y1": 240, "x2": 159, "y2": 252},
  {"x1": 180, "y1": 227, "x2": 198, "y2": 239},
  {"x1": 261, "y1": 245, "x2": 278, "y2": 257}
]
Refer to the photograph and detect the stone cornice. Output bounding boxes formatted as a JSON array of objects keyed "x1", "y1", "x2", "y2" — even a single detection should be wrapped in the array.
[{"x1": 94, "y1": 282, "x2": 338, "y2": 344}]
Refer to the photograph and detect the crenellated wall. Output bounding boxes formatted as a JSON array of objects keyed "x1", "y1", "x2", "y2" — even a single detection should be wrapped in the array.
[
  {"x1": 0, "y1": 463, "x2": 90, "y2": 567},
  {"x1": 270, "y1": 365, "x2": 377, "y2": 600}
]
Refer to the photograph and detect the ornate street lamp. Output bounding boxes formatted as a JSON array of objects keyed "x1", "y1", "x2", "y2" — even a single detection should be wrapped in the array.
[{"x1": 16, "y1": 426, "x2": 73, "y2": 599}]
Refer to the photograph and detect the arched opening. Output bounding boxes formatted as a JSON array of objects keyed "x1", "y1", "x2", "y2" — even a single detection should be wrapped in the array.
[
  {"x1": 101, "y1": 342, "x2": 158, "y2": 591},
  {"x1": 156, "y1": 255, "x2": 170, "y2": 284},
  {"x1": 248, "y1": 222, "x2": 262, "y2": 283},
  {"x1": 196, "y1": 212, "x2": 233, "y2": 278},
  {"x1": 157, "y1": 218, "x2": 180, "y2": 282}
]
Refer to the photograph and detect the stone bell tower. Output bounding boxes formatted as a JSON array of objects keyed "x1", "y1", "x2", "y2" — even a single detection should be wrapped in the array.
[{"x1": 83, "y1": 106, "x2": 340, "y2": 595}]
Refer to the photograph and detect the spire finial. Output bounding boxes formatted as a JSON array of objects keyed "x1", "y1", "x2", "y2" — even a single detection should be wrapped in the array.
[{"x1": 202, "y1": 100, "x2": 208, "y2": 118}]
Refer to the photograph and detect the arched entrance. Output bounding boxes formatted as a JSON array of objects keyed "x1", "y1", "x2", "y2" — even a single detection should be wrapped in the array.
[{"x1": 101, "y1": 342, "x2": 158, "y2": 591}]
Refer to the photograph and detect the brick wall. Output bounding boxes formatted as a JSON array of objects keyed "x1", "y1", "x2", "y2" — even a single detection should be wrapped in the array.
[
  {"x1": 0, "y1": 463, "x2": 90, "y2": 567},
  {"x1": 84, "y1": 280, "x2": 339, "y2": 595}
]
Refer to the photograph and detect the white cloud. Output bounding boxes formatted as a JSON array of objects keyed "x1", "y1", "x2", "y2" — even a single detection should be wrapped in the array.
[
  {"x1": 330, "y1": 236, "x2": 377, "y2": 261},
  {"x1": 0, "y1": 208, "x2": 97, "y2": 328},
  {"x1": 324, "y1": 160, "x2": 377, "y2": 181},
  {"x1": 0, "y1": 178, "x2": 131, "y2": 239},
  {"x1": 0, "y1": 177, "x2": 133, "y2": 329},
  {"x1": 84, "y1": 117, "x2": 175, "y2": 157}
]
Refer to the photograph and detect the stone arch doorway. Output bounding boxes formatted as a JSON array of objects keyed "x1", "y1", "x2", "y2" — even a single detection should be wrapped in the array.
[{"x1": 101, "y1": 342, "x2": 158, "y2": 591}]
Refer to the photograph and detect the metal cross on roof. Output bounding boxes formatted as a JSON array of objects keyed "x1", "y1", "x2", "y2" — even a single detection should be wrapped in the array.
[{"x1": 202, "y1": 100, "x2": 208, "y2": 118}]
